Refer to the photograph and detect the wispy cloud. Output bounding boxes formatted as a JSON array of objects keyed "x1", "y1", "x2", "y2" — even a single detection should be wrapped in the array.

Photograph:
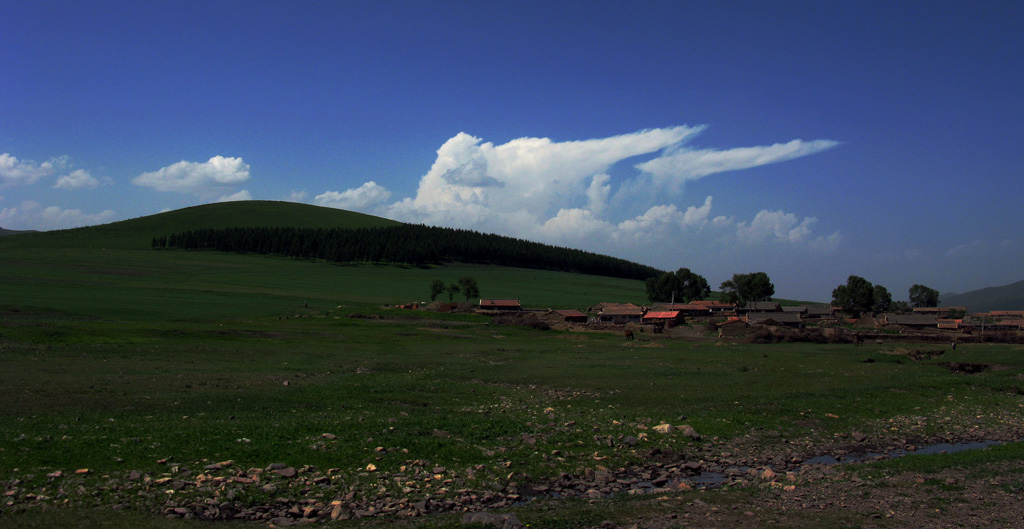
[
  {"x1": 0, "y1": 200, "x2": 115, "y2": 230},
  {"x1": 946, "y1": 239, "x2": 987, "y2": 258},
  {"x1": 132, "y1": 156, "x2": 250, "y2": 199},
  {"x1": 636, "y1": 139, "x2": 840, "y2": 182}
]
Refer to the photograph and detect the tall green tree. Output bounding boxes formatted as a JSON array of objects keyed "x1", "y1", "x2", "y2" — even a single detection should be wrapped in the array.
[
  {"x1": 908, "y1": 284, "x2": 940, "y2": 308},
  {"x1": 645, "y1": 268, "x2": 711, "y2": 303},
  {"x1": 458, "y1": 276, "x2": 480, "y2": 302},
  {"x1": 890, "y1": 300, "x2": 911, "y2": 314},
  {"x1": 832, "y1": 275, "x2": 876, "y2": 316},
  {"x1": 446, "y1": 283, "x2": 460, "y2": 302},
  {"x1": 872, "y1": 284, "x2": 892, "y2": 313},
  {"x1": 429, "y1": 279, "x2": 446, "y2": 301},
  {"x1": 719, "y1": 272, "x2": 775, "y2": 304}
]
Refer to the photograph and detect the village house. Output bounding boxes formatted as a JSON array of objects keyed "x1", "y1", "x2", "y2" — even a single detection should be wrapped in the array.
[
  {"x1": 991, "y1": 319, "x2": 1024, "y2": 331},
  {"x1": 717, "y1": 317, "x2": 748, "y2": 337},
  {"x1": 549, "y1": 309, "x2": 587, "y2": 323},
  {"x1": 478, "y1": 299, "x2": 522, "y2": 311},
  {"x1": 913, "y1": 306, "x2": 967, "y2": 317},
  {"x1": 988, "y1": 311, "x2": 1024, "y2": 321},
  {"x1": 746, "y1": 312, "x2": 803, "y2": 328},
  {"x1": 781, "y1": 305, "x2": 807, "y2": 316},
  {"x1": 642, "y1": 310, "x2": 684, "y2": 327},
  {"x1": 649, "y1": 303, "x2": 710, "y2": 317},
  {"x1": 592, "y1": 302, "x2": 645, "y2": 324},
  {"x1": 804, "y1": 305, "x2": 835, "y2": 319},
  {"x1": 691, "y1": 300, "x2": 736, "y2": 313},
  {"x1": 738, "y1": 301, "x2": 782, "y2": 314},
  {"x1": 884, "y1": 314, "x2": 938, "y2": 328},
  {"x1": 937, "y1": 318, "x2": 969, "y2": 331}
]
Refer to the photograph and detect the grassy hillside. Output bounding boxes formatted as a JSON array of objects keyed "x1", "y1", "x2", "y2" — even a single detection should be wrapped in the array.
[
  {"x1": 0, "y1": 202, "x2": 648, "y2": 320},
  {"x1": 0, "y1": 200, "x2": 400, "y2": 250},
  {"x1": 943, "y1": 279, "x2": 1024, "y2": 312}
]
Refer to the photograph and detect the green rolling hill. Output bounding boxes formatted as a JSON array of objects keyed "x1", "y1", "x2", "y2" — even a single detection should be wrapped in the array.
[
  {"x1": 0, "y1": 200, "x2": 400, "y2": 250},
  {"x1": 0, "y1": 201, "x2": 652, "y2": 319}
]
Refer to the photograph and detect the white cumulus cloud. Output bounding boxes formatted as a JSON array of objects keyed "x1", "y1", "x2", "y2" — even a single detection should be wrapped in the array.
[
  {"x1": 216, "y1": 189, "x2": 253, "y2": 202},
  {"x1": 132, "y1": 156, "x2": 250, "y2": 198},
  {"x1": 54, "y1": 169, "x2": 111, "y2": 190},
  {"x1": 0, "y1": 200, "x2": 115, "y2": 230},
  {"x1": 321, "y1": 126, "x2": 841, "y2": 274},
  {"x1": 736, "y1": 210, "x2": 818, "y2": 244},
  {"x1": 314, "y1": 181, "x2": 392, "y2": 212},
  {"x1": 0, "y1": 153, "x2": 66, "y2": 187},
  {"x1": 384, "y1": 127, "x2": 703, "y2": 229}
]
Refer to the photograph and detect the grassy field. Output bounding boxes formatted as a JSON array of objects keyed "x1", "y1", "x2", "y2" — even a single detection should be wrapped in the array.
[{"x1": 2, "y1": 203, "x2": 1024, "y2": 527}]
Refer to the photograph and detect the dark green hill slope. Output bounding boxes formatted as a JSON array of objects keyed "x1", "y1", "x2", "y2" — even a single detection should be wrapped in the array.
[
  {"x1": 943, "y1": 279, "x2": 1024, "y2": 312},
  {"x1": 2, "y1": 200, "x2": 663, "y2": 280},
  {"x1": 1, "y1": 201, "x2": 399, "y2": 250}
]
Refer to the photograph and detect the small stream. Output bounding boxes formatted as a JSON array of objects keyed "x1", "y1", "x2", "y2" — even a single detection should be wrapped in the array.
[
  {"x1": 690, "y1": 439, "x2": 1006, "y2": 488},
  {"x1": 801, "y1": 439, "x2": 1002, "y2": 466}
]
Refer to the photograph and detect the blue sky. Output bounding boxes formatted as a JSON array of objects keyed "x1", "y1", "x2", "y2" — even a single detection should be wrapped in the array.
[{"x1": 2, "y1": 1, "x2": 1022, "y2": 302}]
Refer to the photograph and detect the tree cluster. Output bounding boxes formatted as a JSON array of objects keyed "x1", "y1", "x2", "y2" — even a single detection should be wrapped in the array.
[
  {"x1": 908, "y1": 284, "x2": 940, "y2": 308},
  {"x1": 153, "y1": 225, "x2": 662, "y2": 281},
  {"x1": 831, "y1": 275, "x2": 892, "y2": 316},
  {"x1": 430, "y1": 277, "x2": 479, "y2": 303},
  {"x1": 719, "y1": 272, "x2": 775, "y2": 305},
  {"x1": 645, "y1": 268, "x2": 710, "y2": 303}
]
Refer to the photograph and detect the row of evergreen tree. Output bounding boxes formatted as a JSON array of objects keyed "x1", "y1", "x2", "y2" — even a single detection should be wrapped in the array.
[{"x1": 151, "y1": 224, "x2": 663, "y2": 280}]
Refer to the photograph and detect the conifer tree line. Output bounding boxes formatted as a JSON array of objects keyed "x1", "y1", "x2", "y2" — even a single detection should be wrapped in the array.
[{"x1": 152, "y1": 225, "x2": 663, "y2": 280}]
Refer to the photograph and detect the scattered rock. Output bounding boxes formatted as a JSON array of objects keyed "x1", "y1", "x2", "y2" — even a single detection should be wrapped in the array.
[
  {"x1": 677, "y1": 424, "x2": 700, "y2": 440},
  {"x1": 652, "y1": 423, "x2": 675, "y2": 434},
  {"x1": 275, "y1": 467, "x2": 298, "y2": 478}
]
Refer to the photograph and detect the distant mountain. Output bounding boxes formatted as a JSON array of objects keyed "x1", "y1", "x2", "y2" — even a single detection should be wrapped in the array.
[
  {"x1": 942, "y1": 280, "x2": 1024, "y2": 312},
  {"x1": 0, "y1": 227, "x2": 38, "y2": 236}
]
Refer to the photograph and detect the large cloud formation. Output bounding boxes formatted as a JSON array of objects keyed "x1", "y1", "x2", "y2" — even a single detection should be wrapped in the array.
[
  {"x1": 132, "y1": 156, "x2": 250, "y2": 199},
  {"x1": 317, "y1": 127, "x2": 841, "y2": 268}
]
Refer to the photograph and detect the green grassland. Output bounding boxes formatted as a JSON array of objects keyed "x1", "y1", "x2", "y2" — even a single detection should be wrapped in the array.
[{"x1": 2, "y1": 202, "x2": 1024, "y2": 527}]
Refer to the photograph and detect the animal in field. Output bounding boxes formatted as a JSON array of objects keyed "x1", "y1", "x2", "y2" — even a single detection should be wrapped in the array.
[
  {"x1": 854, "y1": 333, "x2": 864, "y2": 346},
  {"x1": 624, "y1": 329, "x2": 634, "y2": 341}
]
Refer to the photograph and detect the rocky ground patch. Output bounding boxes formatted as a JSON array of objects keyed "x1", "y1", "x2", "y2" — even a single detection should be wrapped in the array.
[{"x1": 4, "y1": 412, "x2": 1022, "y2": 528}]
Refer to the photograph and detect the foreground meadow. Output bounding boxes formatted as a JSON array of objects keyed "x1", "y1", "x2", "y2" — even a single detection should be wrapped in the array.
[{"x1": 2, "y1": 241, "x2": 1024, "y2": 527}]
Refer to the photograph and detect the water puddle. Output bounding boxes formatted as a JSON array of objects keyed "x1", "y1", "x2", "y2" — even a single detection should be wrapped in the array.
[{"x1": 802, "y1": 439, "x2": 1002, "y2": 467}]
